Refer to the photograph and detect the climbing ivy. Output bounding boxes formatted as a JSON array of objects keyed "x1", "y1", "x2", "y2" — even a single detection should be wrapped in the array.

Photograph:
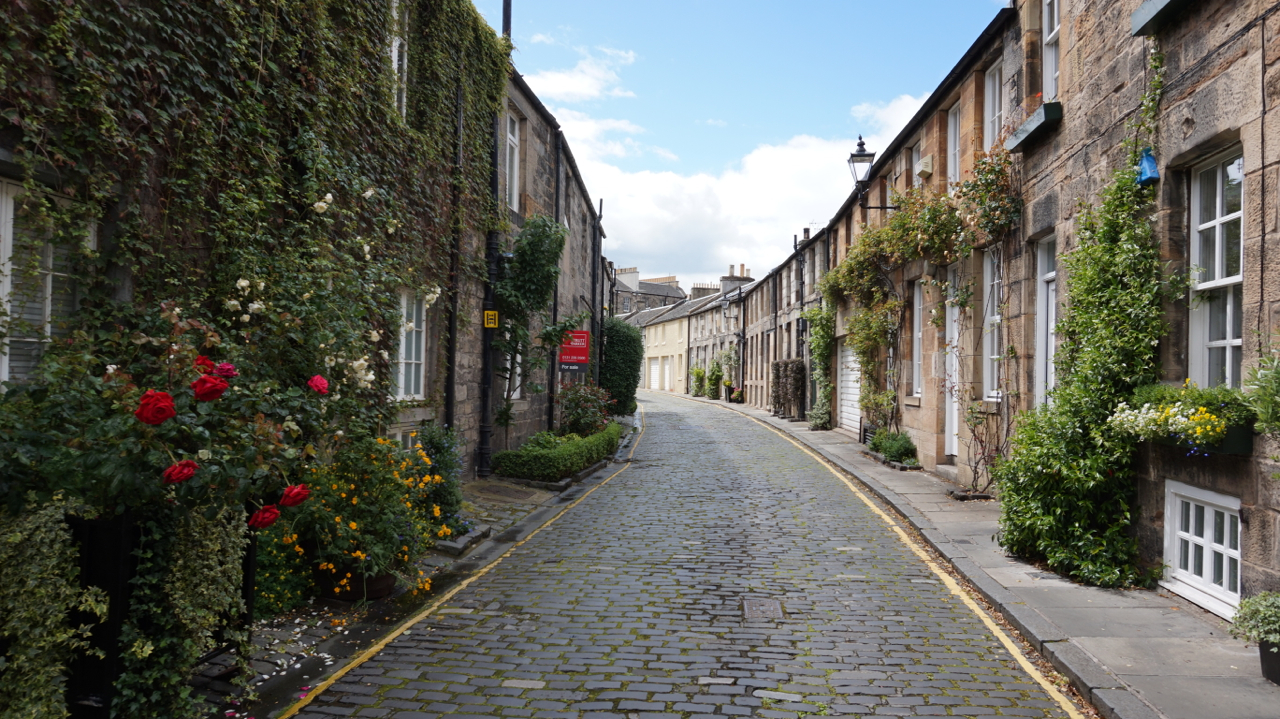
[
  {"x1": 801, "y1": 302, "x2": 835, "y2": 430},
  {"x1": 996, "y1": 48, "x2": 1175, "y2": 587},
  {"x1": 0, "y1": 1, "x2": 510, "y2": 715}
]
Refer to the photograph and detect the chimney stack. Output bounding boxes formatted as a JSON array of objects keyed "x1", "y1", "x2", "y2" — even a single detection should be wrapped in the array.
[
  {"x1": 729, "y1": 264, "x2": 734, "y2": 277},
  {"x1": 803, "y1": 227, "x2": 810, "y2": 240},
  {"x1": 739, "y1": 263, "x2": 745, "y2": 277}
]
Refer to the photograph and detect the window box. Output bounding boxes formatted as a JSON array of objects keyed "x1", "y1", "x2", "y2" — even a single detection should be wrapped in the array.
[
  {"x1": 1156, "y1": 424, "x2": 1255, "y2": 456},
  {"x1": 1005, "y1": 102, "x2": 1062, "y2": 152},
  {"x1": 1131, "y1": 0, "x2": 1194, "y2": 37}
]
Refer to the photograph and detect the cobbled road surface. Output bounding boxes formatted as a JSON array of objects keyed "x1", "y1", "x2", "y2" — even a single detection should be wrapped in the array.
[{"x1": 300, "y1": 392, "x2": 1072, "y2": 718}]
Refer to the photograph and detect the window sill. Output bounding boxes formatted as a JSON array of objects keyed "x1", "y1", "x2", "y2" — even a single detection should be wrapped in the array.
[
  {"x1": 1005, "y1": 102, "x2": 1063, "y2": 152},
  {"x1": 1131, "y1": 0, "x2": 1194, "y2": 36},
  {"x1": 1192, "y1": 276, "x2": 1243, "y2": 292},
  {"x1": 904, "y1": 395, "x2": 922, "y2": 407},
  {"x1": 982, "y1": 399, "x2": 1001, "y2": 414}
]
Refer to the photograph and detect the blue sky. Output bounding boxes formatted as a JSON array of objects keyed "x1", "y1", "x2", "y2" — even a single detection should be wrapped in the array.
[{"x1": 472, "y1": 0, "x2": 1005, "y2": 286}]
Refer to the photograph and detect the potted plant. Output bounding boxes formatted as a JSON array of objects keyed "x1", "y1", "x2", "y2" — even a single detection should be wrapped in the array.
[{"x1": 1230, "y1": 592, "x2": 1280, "y2": 685}]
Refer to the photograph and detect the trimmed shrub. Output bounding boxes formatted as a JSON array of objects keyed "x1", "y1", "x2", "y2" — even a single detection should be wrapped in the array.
[
  {"x1": 557, "y1": 382, "x2": 615, "y2": 436},
  {"x1": 600, "y1": 317, "x2": 643, "y2": 415},
  {"x1": 691, "y1": 367, "x2": 706, "y2": 397},
  {"x1": 869, "y1": 428, "x2": 917, "y2": 464},
  {"x1": 493, "y1": 422, "x2": 623, "y2": 481},
  {"x1": 707, "y1": 362, "x2": 723, "y2": 400}
]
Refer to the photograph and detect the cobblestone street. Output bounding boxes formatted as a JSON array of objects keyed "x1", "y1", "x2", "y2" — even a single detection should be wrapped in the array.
[{"x1": 297, "y1": 391, "x2": 1077, "y2": 718}]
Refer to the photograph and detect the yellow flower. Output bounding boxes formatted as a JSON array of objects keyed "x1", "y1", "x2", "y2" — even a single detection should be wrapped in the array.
[
  {"x1": 352, "y1": 497, "x2": 358, "y2": 505},
  {"x1": 349, "y1": 521, "x2": 358, "y2": 530},
  {"x1": 433, "y1": 505, "x2": 441, "y2": 518}
]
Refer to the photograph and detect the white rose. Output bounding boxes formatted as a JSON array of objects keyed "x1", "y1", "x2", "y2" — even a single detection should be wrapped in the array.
[
  {"x1": 225, "y1": 299, "x2": 241, "y2": 311},
  {"x1": 241, "y1": 314, "x2": 251, "y2": 323},
  {"x1": 323, "y1": 193, "x2": 333, "y2": 203},
  {"x1": 368, "y1": 330, "x2": 380, "y2": 342},
  {"x1": 362, "y1": 187, "x2": 376, "y2": 199},
  {"x1": 198, "y1": 449, "x2": 212, "y2": 460},
  {"x1": 325, "y1": 356, "x2": 336, "y2": 367},
  {"x1": 236, "y1": 278, "x2": 251, "y2": 290},
  {"x1": 313, "y1": 201, "x2": 328, "y2": 213},
  {"x1": 379, "y1": 350, "x2": 389, "y2": 361},
  {"x1": 105, "y1": 364, "x2": 118, "y2": 374},
  {"x1": 248, "y1": 301, "x2": 265, "y2": 314}
]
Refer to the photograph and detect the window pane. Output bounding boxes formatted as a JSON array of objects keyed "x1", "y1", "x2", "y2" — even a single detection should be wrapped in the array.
[
  {"x1": 1199, "y1": 167, "x2": 1218, "y2": 222},
  {"x1": 1213, "y1": 551, "x2": 1224, "y2": 586},
  {"x1": 1213, "y1": 510, "x2": 1224, "y2": 545},
  {"x1": 1230, "y1": 284, "x2": 1242, "y2": 340},
  {"x1": 50, "y1": 273, "x2": 76, "y2": 336},
  {"x1": 1198, "y1": 228, "x2": 1217, "y2": 281},
  {"x1": 1209, "y1": 347, "x2": 1227, "y2": 387},
  {"x1": 1224, "y1": 218, "x2": 1241, "y2": 278},
  {"x1": 7, "y1": 339, "x2": 44, "y2": 380},
  {"x1": 1194, "y1": 504, "x2": 1204, "y2": 537},
  {"x1": 10, "y1": 269, "x2": 46, "y2": 338},
  {"x1": 1230, "y1": 345, "x2": 1242, "y2": 390},
  {"x1": 1207, "y1": 289, "x2": 1227, "y2": 341},
  {"x1": 1179, "y1": 538, "x2": 1189, "y2": 570},
  {"x1": 1223, "y1": 157, "x2": 1243, "y2": 215},
  {"x1": 1193, "y1": 543, "x2": 1203, "y2": 576},
  {"x1": 1229, "y1": 514, "x2": 1239, "y2": 550},
  {"x1": 1229, "y1": 557, "x2": 1239, "y2": 593},
  {"x1": 1180, "y1": 500, "x2": 1190, "y2": 532},
  {"x1": 1041, "y1": 239, "x2": 1056, "y2": 275}
]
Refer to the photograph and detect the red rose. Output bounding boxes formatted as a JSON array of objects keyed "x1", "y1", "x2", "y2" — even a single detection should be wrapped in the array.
[
  {"x1": 162, "y1": 459, "x2": 199, "y2": 484},
  {"x1": 307, "y1": 375, "x2": 329, "y2": 394},
  {"x1": 191, "y1": 374, "x2": 229, "y2": 401},
  {"x1": 213, "y1": 362, "x2": 239, "y2": 378},
  {"x1": 195, "y1": 355, "x2": 215, "y2": 374},
  {"x1": 247, "y1": 505, "x2": 280, "y2": 529},
  {"x1": 280, "y1": 484, "x2": 310, "y2": 507},
  {"x1": 135, "y1": 390, "x2": 176, "y2": 425}
]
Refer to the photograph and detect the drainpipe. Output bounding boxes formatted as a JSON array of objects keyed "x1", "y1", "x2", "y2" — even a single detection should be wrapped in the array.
[
  {"x1": 548, "y1": 131, "x2": 562, "y2": 431},
  {"x1": 477, "y1": 9, "x2": 512, "y2": 477},
  {"x1": 591, "y1": 199, "x2": 603, "y2": 385},
  {"x1": 444, "y1": 74, "x2": 465, "y2": 429}
]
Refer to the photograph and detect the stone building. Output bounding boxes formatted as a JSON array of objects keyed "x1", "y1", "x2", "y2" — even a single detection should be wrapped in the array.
[
  {"x1": 820, "y1": 0, "x2": 1280, "y2": 616},
  {"x1": 639, "y1": 301, "x2": 693, "y2": 394},
  {"x1": 739, "y1": 231, "x2": 832, "y2": 415},
  {"x1": 613, "y1": 268, "x2": 686, "y2": 315},
  {"x1": 386, "y1": 69, "x2": 612, "y2": 472},
  {"x1": 687, "y1": 268, "x2": 754, "y2": 392}
]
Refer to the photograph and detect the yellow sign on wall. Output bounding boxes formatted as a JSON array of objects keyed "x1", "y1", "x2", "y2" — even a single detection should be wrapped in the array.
[{"x1": 483, "y1": 310, "x2": 498, "y2": 328}]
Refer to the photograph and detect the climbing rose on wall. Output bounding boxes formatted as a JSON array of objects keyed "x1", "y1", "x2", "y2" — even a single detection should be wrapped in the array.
[
  {"x1": 280, "y1": 484, "x2": 310, "y2": 507},
  {"x1": 195, "y1": 356, "x2": 215, "y2": 374},
  {"x1": 162, "y1": 460, "x2": 199, "y2": 484},
  {"x1": 213, "y1": 362, "x2": 239, "y2": 378},
  {"x1": 191, "y1": 375, "x2": 229, "y2": 401},
  {"x1": 247, "y1": 505, "x2": 280, "y2": 529},
  {"x1": 307, "y1": 375, "x2": 329, "y2": 394},
  {"x1": 135, "y1": 390, "x2": 176, "y2": 425}
]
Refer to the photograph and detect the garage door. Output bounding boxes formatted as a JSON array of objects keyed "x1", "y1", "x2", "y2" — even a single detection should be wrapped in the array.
[
  {"x1": 839, "y1": 343, "x2": 860, "y2": 435},
  {"x1": 648, "y1": 358, "x2": 659, "y2": 389}
]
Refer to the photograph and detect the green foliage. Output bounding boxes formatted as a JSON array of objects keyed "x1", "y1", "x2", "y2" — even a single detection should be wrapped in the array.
[
  {"x1": 707, "y1": 362, "x2": 723, "y2": 400},
  {"x1": 600, "y1": 317, "x2": 643, "y2": 414},
  {"x1": 996, "y1": 161, "x2": 1175, "y2": 587},
  {"x1": 290, "y1": 437, "x2": 451, "y2": 597},
  {"x1": 803, "y1": 303, "x2": 836, "y2": 430},
  {"x1": 869, "y1": 429, "x2": 918, "y2": 465},
  {"x1": 691, "y1": 367, "x2": 707, "y2": 397},
  {"x1": 557, "y1": 382, "x2": 615, "y2": 436},
  {"x1": 253, "y1": 520, "x2": 314, "y2": 618},
  {"x1": 1230, "y1": 592, "x2": 1280, "y2": 648},
  {"x1": 408, "y1": 423, "x2": 465, "y2": 525},
  {"x1": 1129, "y1": 382, "x2": 1255, "y2": 428},
  {"x1": 493, "y1": 422, "x2": 623, "y2": 481},
  {"x1": 0, "y1": 497, "x2": 108, "y2": 719},
  {"x1": 1246, "y1": 342, "x2": 1280, "y2": 436}
]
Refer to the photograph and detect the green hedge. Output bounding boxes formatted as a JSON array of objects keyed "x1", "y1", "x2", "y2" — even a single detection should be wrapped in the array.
[
  {"x1": 493, "y1": 422, "x2": 623, "y2": 481},
  {"x1": 601, "y1": 317, "x2": 643, "y2": 415}
]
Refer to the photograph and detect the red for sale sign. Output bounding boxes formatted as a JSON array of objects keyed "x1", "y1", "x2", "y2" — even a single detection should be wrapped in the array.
[{"x1": 559, "y1": 331, "x2": 590, "y2": 364}]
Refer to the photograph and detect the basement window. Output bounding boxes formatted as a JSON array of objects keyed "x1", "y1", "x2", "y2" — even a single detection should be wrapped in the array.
[{"x1": 1161, "y1": 480, "x2": 1241, "y2": 619}]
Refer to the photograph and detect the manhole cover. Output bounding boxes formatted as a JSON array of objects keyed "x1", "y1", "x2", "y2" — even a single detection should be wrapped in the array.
[
  {"x1": 478, "y1": 484, "x2": 536, "y2": 500},
  {"x1": 742, "y1": 599, "x2": 783, "y2": 619}
]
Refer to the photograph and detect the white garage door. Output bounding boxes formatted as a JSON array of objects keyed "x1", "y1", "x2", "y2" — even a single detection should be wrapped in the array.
[
  {"x1": 839, "y1": 343, "x2": 861, "y2": 435},
  {"x1": 648, "y1": 358, "x2": 659, "y2": 389}
]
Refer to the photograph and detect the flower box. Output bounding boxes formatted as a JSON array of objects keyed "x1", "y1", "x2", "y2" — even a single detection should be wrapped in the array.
[{"x1": 1157, "y1": 424, "x2": 1255, "y2": 456}]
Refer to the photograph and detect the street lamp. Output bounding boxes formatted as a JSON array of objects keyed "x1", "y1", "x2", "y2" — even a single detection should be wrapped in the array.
[{"x1": 847, "y1": 135, "x2": 876, "y2": 191}]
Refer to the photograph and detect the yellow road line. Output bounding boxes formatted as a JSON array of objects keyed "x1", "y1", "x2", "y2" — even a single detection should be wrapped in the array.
[
  {"x1": 666, "y1": 394, "x2": 1084, "y2": 719},
  {"x1": 277, "y1": 406, "x2": 647, "y2": 718}
]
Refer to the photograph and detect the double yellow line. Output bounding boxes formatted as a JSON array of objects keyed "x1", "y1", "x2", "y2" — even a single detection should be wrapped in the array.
[
  {"x1": 677, "y1": 394, "x2": 1084, "y2": 719},
  {"x1": 277, "y1": 406, "x2": 647, "y2": 718}
]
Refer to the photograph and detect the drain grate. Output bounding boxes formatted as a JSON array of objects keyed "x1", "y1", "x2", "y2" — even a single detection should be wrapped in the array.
[{"x1": 742, "y1": 599, "x2": 784, "y2": 619}]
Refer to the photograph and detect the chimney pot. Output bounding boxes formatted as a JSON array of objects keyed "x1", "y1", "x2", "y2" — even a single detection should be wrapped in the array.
[
  {"x1": 803, "y1": 228, "x2": 810, "y2": 240},
  {"x1": 739, "y1": 263, "x2": 745, "y2": 276},
  {"x1": 729, "y1": 264, "x2": 733, "y2": 277}
]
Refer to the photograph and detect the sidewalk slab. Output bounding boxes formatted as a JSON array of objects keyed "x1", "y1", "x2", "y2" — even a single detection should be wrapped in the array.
[{"x1": 674, "y1": 392, "x2": 1280, "y2": 719}]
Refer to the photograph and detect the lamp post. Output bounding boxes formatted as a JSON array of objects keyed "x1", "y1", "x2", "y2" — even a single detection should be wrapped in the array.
[{"x1": 847, "y1": 135, "x2": 898, "y2": 211}]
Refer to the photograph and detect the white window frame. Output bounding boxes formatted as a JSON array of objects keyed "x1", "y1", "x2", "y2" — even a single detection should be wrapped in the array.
[
  {"x1": 1, "y1": 180, "x2": 94, "y2": 383},
  {"x1": 389, "y1": 0, "x2": 408, "y2": 116},
  {"x1": 395, "y1": 289, "x2": 427, "y2": 399},
  {"x1": 982, "y1": 248, "x2": 1002, "y2": 401},
  {"x1": 1189, "y1": 150, "x2": 1244, "y2": 389},
  {"x1": 506, "y1": 113, "x2": 521, "y2": 211},
  {"x1": 1161, "y1": 480, "x2": 1241, "y2": 620},
  {"x1": 1042, "y1": 0, "x2": 1060, "y2": 101},
  {"x1": 911, "y1": 143, "x2": 922, "y2": 188},
  {"x1": 509, "y1": 351, "x2": 522, "y2": 400},
  {"x1": 984, "y1": 62, "x2": 1004, "y2": 151},
  {"x1": 911, "y1": 281, "x2": 923, "y2": 397},
  {"x1": 947, "y1": 105, "x2": 961, "y2": 191},
  {"x1": 1034, "y1": 236, "x2": 1058, "y2": 406}
]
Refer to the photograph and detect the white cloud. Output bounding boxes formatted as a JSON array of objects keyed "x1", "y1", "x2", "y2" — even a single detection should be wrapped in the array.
[
  {"x1": 703, "y1": 119, "x2": 728, "y2": 127},
  {"x1": 523, "y1": 48, "x2": 636, "y2": 102},
  {"x1": 558, "y1": 94, "x2": 927, "y2": 287},
  {"x1": 529, "y1": 33, "x2": 555, "y2": 44}
]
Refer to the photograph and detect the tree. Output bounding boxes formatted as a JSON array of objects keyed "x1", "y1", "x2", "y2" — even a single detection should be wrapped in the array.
[{"x1": 600, "y1": 316, "x2": 643, "y2": 415}]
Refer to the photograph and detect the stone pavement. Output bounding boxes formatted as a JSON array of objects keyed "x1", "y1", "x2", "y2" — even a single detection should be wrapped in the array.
[
  {"x1": 291, "y1": 391, "x2": 1082, "y2": 718},
  {"x1": 678, "y1": 392, "x2": 1280, "y2": 719}
]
